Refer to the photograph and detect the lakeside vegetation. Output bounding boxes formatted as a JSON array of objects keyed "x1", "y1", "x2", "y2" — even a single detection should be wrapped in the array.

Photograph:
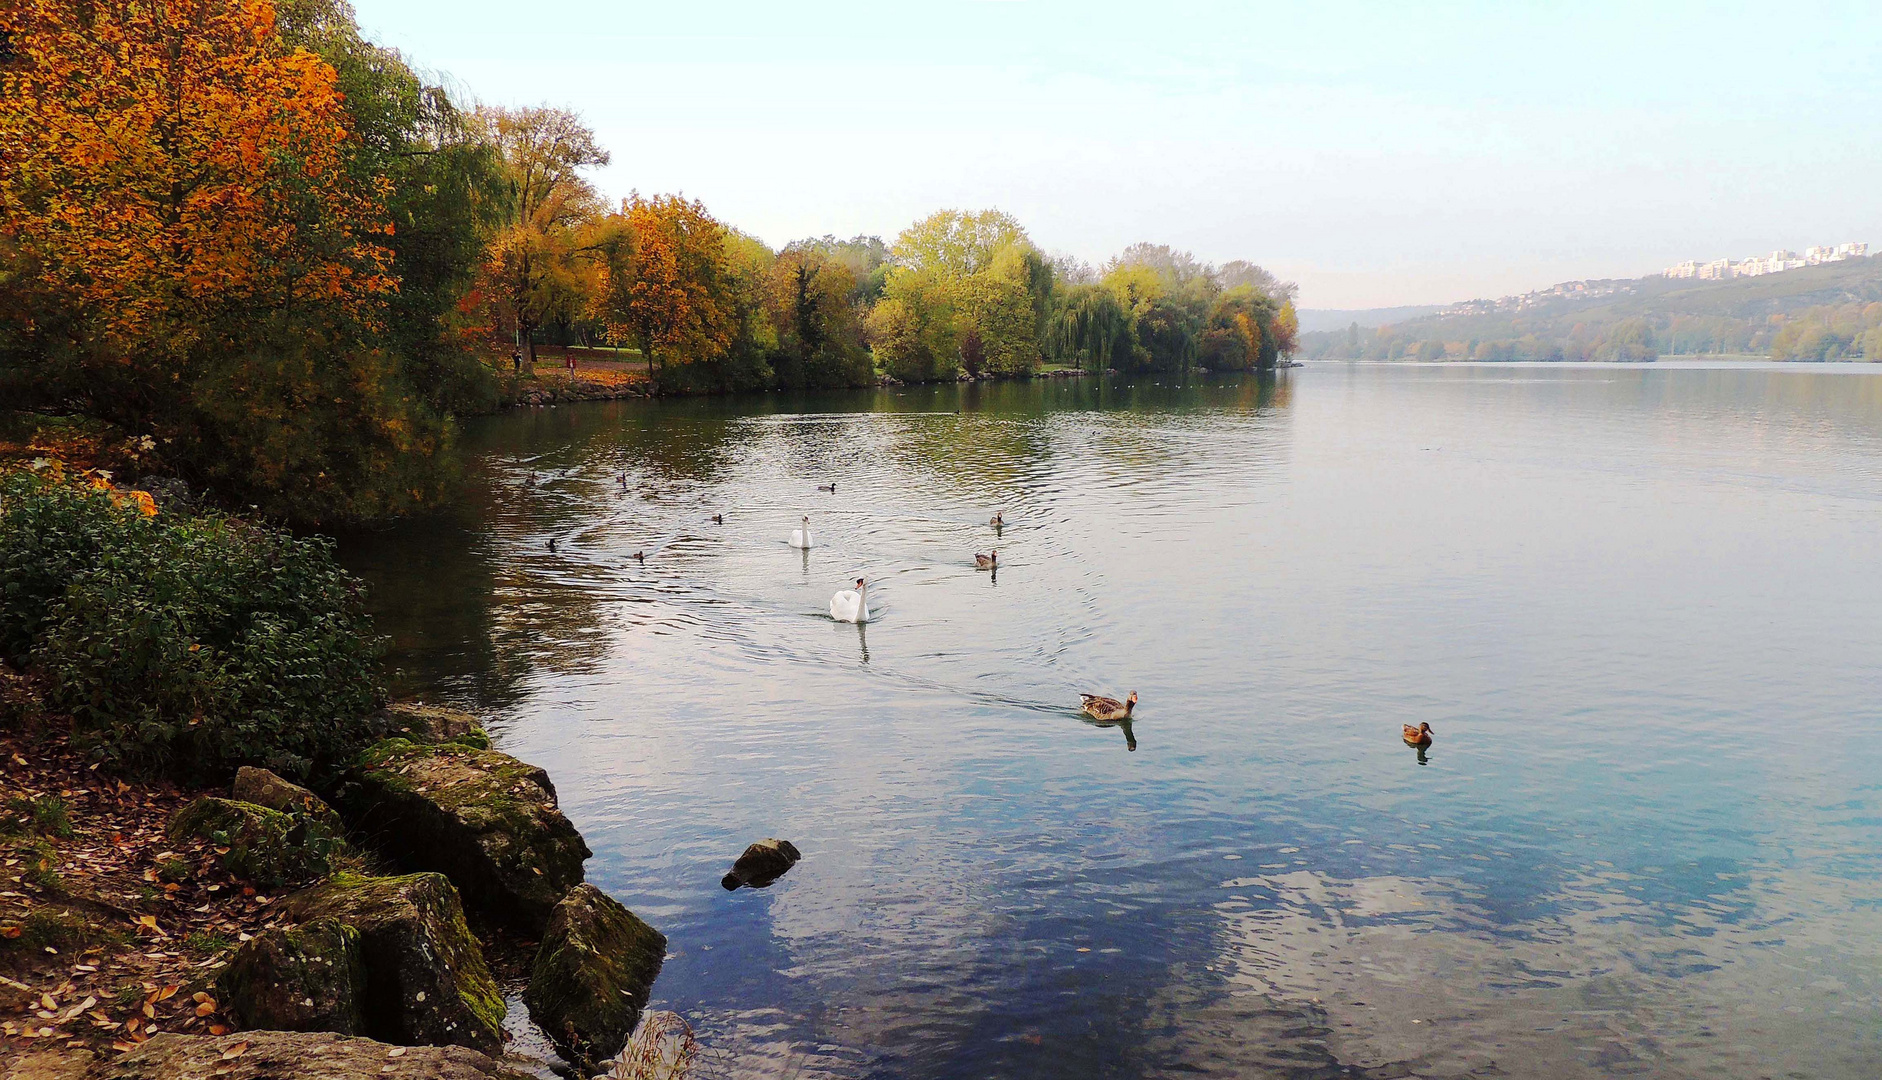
[
  {"x1": 1300, "y1": 255, "x2": 1882, "y2": 363},
  {"x1": 0, "y1": 0, "x2": 1297, "y2": 526}
]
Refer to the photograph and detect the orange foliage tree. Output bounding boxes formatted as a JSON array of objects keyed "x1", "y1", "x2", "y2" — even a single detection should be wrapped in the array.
[
  {"x1": 591, "y1": 194, "x2": 735, "y2": 375},
  {"x1": 0, "y1": 0, "x2": 450, "y2": 522}
]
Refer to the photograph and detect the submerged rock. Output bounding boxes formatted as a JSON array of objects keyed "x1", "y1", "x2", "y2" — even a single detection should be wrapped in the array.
[
  {"x1": 523, "y1": 884, "x2": 667, "y2": 1073},
  {"x1": 217, "y1": 918, "x2": 366, "y2": 1035},
  {"x1": 166, "y1": 797, "x2": 339, "y2": 887},
  {"x1": 340, "y1": 738, "x2": 589, "y2": 933},
  {"x1": 281, "y1": 872, "x2": 506, "y2": 1052},
  {"x1": 231, "y1": 766, "x2": 345, "y2": 836},
  {"x1": 90, "y1": 1031, "x2": 534, "y2": 1080},
  {"x1": 378, "y1": 703, "x2": 492, "y2": 750},
  {"x1": 721, "y1": 838, "x2": 800, "y2": 890}
]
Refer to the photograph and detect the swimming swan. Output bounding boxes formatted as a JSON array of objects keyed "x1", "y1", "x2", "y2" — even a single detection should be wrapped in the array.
[
  {"x1": 831, "y1": 577, "x2": 870, "y2": 623},
  {"x1": 789, "y1": 515, "x2": 814, "y2": 549}
]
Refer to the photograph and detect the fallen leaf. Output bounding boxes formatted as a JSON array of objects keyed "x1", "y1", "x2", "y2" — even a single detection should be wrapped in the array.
[
  {"x1": 221, "y1": 1040, "x2": 250, "y2": 1060},
  {"x1": 208, "y1": 1023, "x2": 229, "y2": 1035}
]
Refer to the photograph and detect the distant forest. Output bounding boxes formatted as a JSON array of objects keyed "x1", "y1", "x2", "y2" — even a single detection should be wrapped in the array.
[{"x1": 1300, "y1": 257, "x2": 1882, "y2": 363}]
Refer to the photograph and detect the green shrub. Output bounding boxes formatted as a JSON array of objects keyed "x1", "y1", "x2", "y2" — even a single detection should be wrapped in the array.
[{"x1": 0, "y1": 472, "x2": 389, "y2": 782}]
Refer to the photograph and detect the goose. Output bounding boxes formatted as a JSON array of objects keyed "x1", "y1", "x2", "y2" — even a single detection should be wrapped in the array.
[
  {"x1": 1402, "y1": 722, "x2": 1433, "y2": 747},
  {"x1": 818, "y1": 482, "x2": 837, "y2": 493},
  {"x1": 712, "y1": 513, "x2": 724, "y2": 525},
  {"x1": 789, "y1": 515, "x2": 814, "y2": 549},
  {"x1": 975, "y1": 551, "x2": 998, "y2": 570},
  {"x1": 990, "y1": 511, "x2": 1004, "y2": 528},
  {"x1": 830, "y1": 577, "x2": 870, "y2": 623},
  {"x1": 1081, "y1": 691, "x2": 1136, "y2": 721},
  {"x1": 631, "y1": 550, "x2": 645, "y2": 562}
]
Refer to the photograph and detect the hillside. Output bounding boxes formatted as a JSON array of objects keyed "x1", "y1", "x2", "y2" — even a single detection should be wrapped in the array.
[{"x1": 1301, "y1": 256, "x2": 1882, "y2": 361}]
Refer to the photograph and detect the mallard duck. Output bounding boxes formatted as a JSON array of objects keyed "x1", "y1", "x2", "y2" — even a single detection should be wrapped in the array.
[
  {"x1": 990, "y1": 511, "x2": 1004, "y2": 527},
  {"x1": 1081, "y1": 691, "x2": 1136, "y2": 721},
  {"x1": 831, "y1": 577, "x2": 870, "y2": 623},
  {"x1": 1403, "y1": 722, "x2": 1433, "y2": 747},
  {"x1": 975, "y1": 551, "x2": 997, "y2": 570}
]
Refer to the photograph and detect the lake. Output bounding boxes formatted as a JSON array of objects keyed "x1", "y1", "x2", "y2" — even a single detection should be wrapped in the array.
[{"x1": 339, "y1": 361, "x2": 1882, "y2": 1079}]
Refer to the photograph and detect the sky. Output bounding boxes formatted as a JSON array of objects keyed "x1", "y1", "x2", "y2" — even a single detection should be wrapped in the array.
[{"x1": 345, "y1": 0, "x2": 1882, "y2": 310}]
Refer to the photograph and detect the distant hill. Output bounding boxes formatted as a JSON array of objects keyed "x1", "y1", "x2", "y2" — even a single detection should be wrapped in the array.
[
  {"x1": 1296, "y1": 305, "x2": 1446, "y2": 333},
  {"x1": 1300, "y1": 256, "x2": 1882, "y2": 362}
]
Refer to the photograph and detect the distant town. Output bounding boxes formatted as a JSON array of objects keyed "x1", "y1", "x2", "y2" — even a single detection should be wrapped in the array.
[{"x1": 1664, "y1": 241, "x2": 1869, "y2": 281}]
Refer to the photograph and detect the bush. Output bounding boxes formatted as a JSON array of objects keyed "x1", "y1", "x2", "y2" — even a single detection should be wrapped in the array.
[{"x1": 0, "y1": 472, "x2": 388, "y2": 781}]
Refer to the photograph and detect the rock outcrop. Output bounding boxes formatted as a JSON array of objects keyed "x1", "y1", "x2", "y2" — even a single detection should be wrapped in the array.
[
  {"x1": 523, "y1": 884, "x2": 666, "y2": 1073},
  {"x1": 166, "y1": 798, "x2": 339, "y2": 887},
  {"x1": 216, "y1": 918, "x2": 366, "y2": 1035},
  {"x1": 230, "y1": 767, "x2": 346, "y2": 837},
  {"x1": 280, "y1": 873, "x2": 505, "y2": 1053},
  {"x1": 721, "y1": 838, "x2": 801, "y2": 890},
  {"x1": 378, "y1": 703, "x2": 492, "y2": 750},
  {"x1": 77, "y1": 1031, "x2": 532, "y2": 1080},
  {"x1": 340, "y1": 738, "x2": 589, "y2": 933}
]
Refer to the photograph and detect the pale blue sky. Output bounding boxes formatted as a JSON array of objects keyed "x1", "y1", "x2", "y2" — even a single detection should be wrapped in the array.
[{"x1": 347, "y1": 0, "x2": 1881, "y2": 308}]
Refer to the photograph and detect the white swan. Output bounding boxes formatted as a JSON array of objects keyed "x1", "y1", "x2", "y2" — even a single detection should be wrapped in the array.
[
  {"x1": 789, "y1": 515, "x2": 814, "y2": 549},
  {"x1": 830, "y1": 577, "x2": 870, "y2": 623}
]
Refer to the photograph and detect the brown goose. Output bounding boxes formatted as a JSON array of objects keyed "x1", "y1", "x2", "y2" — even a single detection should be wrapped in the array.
[
  {"x1": 975, "y1": 551, "x2": 998, "y2": 570},
  {"x1": 1081, "y1": 691, "x2": 1137, "y2": 721}
]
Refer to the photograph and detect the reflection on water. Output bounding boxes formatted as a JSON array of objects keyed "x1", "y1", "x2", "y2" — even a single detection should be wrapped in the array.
[{"x1": 341, "y1": 366, "x2": 1882, "y2": 1078}]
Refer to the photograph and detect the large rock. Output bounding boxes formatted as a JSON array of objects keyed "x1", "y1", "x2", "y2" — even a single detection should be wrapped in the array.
[
  {"x1": 86, "y1": 1031, "x2": 534, "y2": 1080},
  {"x1": 166, "y1": 797, "x2": 339, "y2": 887},
  {"x1": 379, "y1": 703, "x2": 492, "y2": 750},
  {"x1": 231, "y1": 766, "x2": 346, "y2": 836},
  {"x1": 281, "y1": 873, "x2": 505, "y2": 1053},
  {"x1": 216, "y1": 918, "x2": 366, "y2": 1035},
  {"x1": 523, "y1": 884, "x2": 667, "y2": 1073},
  {"x1": 341, "y1": 738, "x2": 589, "y2": 933},
  {"x1": 721, "y1": 838, "x2": 801, "y2": 890}
]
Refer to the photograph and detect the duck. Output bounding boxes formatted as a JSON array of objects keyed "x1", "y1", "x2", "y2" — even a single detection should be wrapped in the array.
[
  {"x1": 712, "y1": 513, "x2": 724, "y2": 525},
  {"x1": 830, "y1": 577, "x2": 870, "y2": 623},
  {"x1": 975, "y1": 551, "x2": 998, "y2": 570},
  {"x1": 1081, "y1": 691, "x2": 1136, "y2": 721},
  {"x1": 631, "y1": 550, "x2": 645, "y2": 562},
  {"x1": 1403, "y1": 722, "x2": 1433, "y2": 747},
  {"x1": 546, "y1": 538, "x2": 557, "y2": 552},
  {"x1": 818, "y1": 482, "x2": 837, "y2": 493},
  {"x1": 990, "y1": 511, "x2": 1004, "y2": 528},
  {"x1": 789, "y1": 515, "x2": 814, "y2": 549}
]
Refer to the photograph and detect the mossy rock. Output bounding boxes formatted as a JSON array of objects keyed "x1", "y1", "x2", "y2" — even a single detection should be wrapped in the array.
[
  {"x1": 281, "y1": 873, "x2": 504, "y2": 1052},
  {"x1": 98, "y1": 1030, "x2": 538, "y2": 1080},
  {"x1": 231, "y1": 766, "x2": 346, "y2": 836},
  {"x1": 340, "y1": 739, "x2": 589, "y2": 934},
  {"x1": 378, "y1": 703, "x2": 492, "y2": 750},
  {"x1": 166, "y1": 798, "x2": 341, "y2": 887},
  {"x1": 216, "y1": 918, "x2": 366, "y2": 1035},
  {"x1": 523, "y1": 884, "x2": 666, "y2": 1073}
]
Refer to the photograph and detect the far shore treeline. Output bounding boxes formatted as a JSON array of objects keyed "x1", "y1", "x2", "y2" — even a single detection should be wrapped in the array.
[{"x1": 0, "y1": 0, "x2": 1298, "y2": 526}]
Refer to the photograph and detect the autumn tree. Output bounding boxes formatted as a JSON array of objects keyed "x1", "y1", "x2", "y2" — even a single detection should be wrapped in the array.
[
  {"x1": 591, "y1": 194, "x2": 735, "y2": 379},
  {"x1": 875, "y1": 209, "x2": 1049, "y2": 380},
  {"x1": 0, "y1": 0, "x2": 452, "y2": 523},
  {"x1": 479, "y1": 105, "x2": 608, "y2": 364},
  {"x1": 770, "y1": 245, "x2": 872, "y2": 389}
]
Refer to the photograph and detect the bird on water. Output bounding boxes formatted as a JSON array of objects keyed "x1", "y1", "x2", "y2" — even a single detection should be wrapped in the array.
[
  {"x1": 1081, "y1": 691, "x2": 1137, "y2": 721},
  {"x1": 1403, "y1": 722, "x2": 1433, "y2": 747},
  {"x1": 831, "y1": 577, "x2": 870, "y2": 623},
  {"x1": 975, "y1": 551, "x2": 998, "y2": 570}
]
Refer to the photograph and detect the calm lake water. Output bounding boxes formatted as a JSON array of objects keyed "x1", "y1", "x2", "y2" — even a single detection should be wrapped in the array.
[{"x1": 340, "y1": 362, "x2": 1882, "y2": 1079}]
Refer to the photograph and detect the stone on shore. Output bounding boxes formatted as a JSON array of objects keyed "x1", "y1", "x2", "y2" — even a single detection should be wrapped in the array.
[
  {"x1": 165, "y1": 797, "x2": 338, "y2": 887},
  {"x1": 281, "y1": 872, "x2": 505, "y2": 1053},
  {"x1": 523, "y1": 884, "x2": 667, "y2": 1073},
  {"x1": 216, "y1": 918, "x2": 366, "y2": 1035},
  {"x1": 230, "y1": 766, "x2": 346, "y2": 836},
  {"x1": 721, "y1": 838, "x2": 800, "y2": 890},
  {"x1": 340, "y1": 738, "x2": 589, "y2": 933},
  {"x1": 378, "y1": 702, "x2": 492, "y2": 750},
  {"x1": 80, "y1": 1031, "x2": 533, "y2": 1080}
]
